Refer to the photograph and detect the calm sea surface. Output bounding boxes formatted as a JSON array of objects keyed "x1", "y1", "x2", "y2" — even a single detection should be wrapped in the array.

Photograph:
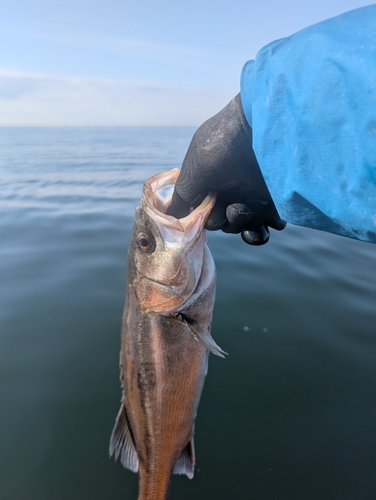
[{"x1": 1, "y1": 127, "x2": 375, "y2": 500}]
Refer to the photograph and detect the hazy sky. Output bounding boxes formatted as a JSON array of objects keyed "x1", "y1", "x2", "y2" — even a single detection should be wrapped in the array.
[{"x1": 1, "y1": 0, "x2": 372, "y2": 126}]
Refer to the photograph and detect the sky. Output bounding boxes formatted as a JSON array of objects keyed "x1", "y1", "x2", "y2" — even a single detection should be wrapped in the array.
[{"x1": 0, "y1": 0, "x2": 373, "y2": 126}]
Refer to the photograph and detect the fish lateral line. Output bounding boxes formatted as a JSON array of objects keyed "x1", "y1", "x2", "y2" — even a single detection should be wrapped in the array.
[{"x1": 170, "y1": 312, "x2": 228, "y2": 359}]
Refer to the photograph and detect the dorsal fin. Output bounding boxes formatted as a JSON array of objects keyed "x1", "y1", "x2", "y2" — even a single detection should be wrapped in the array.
[
  {"x1": 109, "y1": 402, "x2": 139, "y2": 472},
  {"x1": 173, "y1": 436, "x2": 195, "y2": 479}
]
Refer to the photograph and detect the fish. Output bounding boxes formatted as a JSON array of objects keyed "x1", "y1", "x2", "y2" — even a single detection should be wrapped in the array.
[{"x1": 109, "y1": 168, "x2": 227, "y2": 500}]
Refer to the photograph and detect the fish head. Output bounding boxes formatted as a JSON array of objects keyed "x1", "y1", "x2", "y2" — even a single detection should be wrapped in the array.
[{"x1": 129, "y1": 168, "x2": 215, "y2": 314}]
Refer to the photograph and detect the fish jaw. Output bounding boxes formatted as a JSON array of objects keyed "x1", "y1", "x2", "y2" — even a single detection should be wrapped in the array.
[
  {"x1": 143, "y1": 168, "x2": 216, "y2": 244},
  {"x1": 130, "y1": 169, "x2": 216, "y2": 314},
  {"x1": 133, "y1": 227, "x2": 207, "y2": 314}
]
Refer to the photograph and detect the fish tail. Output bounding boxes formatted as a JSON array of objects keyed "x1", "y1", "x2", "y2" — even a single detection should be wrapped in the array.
[
  {"x1": 137, "y1": 437, "x2": 195, "y2": 500},
  {"x1": 138, "y1": 461, "x2": 173, "y2": 500}
]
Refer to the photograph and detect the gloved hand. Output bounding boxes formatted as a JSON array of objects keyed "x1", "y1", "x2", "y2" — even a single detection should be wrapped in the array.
[{"x1": 167, "y1": 94, "x2": 286, "y2": 245}]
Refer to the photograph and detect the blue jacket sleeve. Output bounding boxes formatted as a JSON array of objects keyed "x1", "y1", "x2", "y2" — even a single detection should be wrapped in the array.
[{"x1": 240, "y1": 5, "x2": 376, "y2": 243}]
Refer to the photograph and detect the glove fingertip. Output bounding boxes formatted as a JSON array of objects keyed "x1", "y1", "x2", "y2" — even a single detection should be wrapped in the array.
[
  {"x1": 205, "y1": 201, "x2": 227, "y2": 231},
  {"x1": 273, "y1": 219, "x2": 287, "y2": 231},
  {"x1": 241, "y1": 226, "x2": 270, "y2": 246},
  {"x1": 166, "y1": 190, "x2": 192, "y2": 218}
]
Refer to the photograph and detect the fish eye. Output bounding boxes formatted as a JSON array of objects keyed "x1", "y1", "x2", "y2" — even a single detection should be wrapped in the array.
[{"x1": 137, "y1": 232, "x2": 155, "y2": 253}]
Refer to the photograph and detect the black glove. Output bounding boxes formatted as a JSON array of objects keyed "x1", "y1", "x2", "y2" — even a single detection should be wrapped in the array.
[{"x1": 167, "y1": 94, "x2": 286, "y2": 245}]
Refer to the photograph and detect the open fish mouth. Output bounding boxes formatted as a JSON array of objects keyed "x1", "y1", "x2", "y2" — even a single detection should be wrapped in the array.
[
  {"x1": 142, "y1": 168, "x2": 216, "y2": 242},
  {"x1": 134, "y1": 168, "x2": 217, "y2": 304}
]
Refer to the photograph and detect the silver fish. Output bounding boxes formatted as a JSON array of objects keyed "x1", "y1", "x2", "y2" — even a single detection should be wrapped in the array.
[{"x1": 109, "y1": 168, "x2": 226, "y2": 500}]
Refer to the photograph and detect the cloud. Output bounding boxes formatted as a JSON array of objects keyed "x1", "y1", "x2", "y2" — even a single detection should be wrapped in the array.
[
  {"x1": 0, "y1": 24, "x2": 216, "y2": 67},
  {"x1": 0, "y1": 69, "x2": 234, "y2": 126},
  {"x1": 0, "y1": 76, "x2": 39, "y2": 100}
]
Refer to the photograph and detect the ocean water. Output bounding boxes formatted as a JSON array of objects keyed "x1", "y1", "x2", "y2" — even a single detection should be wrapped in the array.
[{"x1": 0, "y1": 127, "x2": 375, "y2": 500}]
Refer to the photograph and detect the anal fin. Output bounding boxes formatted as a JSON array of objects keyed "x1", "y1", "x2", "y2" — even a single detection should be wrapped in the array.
[
  {"x1": 109, "y1": 402, "x2": 139, "y2": 473},
  {"x1": 173, "y1": 437, "x2": 195, "y2": 479}
]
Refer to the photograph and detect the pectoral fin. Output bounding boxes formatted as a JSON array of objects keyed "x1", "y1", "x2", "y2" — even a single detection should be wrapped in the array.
[
  {"x1": 182, "y1": 317, "x2": 228, "y2": 358},
  {"x1": 173, "y1": 437, "x2": 195, "y2": 479},
  {"x1": 109, "y1": 403, "x2": 139, "y2": 472}
]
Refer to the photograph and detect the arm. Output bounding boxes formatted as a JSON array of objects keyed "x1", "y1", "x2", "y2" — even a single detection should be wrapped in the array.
[
  {"x1": 241, "y1": 5, "x2": 376, "y2": 243},
  {"x1": 169, "y1": 5, "x2": 376, "y2": 244}
]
